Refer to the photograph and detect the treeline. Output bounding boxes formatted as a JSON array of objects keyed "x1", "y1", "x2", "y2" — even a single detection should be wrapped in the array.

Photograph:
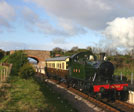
[
  {"x1": 51, "y1": 47, "x2": 134, "y2": 71},
  {"x1": 51, "y1": 46, "x2": 93, "y2": 57},
  {"x1": 51, "y1": 46, "x2": 134, "y2": 57}
]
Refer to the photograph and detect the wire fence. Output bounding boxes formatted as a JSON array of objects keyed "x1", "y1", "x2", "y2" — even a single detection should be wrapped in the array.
[
  {"x1": 0, "y1": 63, "x2": 12, "y2": 83},
  {"x1": 120, "y1": 72, "x2": 134, "y2": 85}
]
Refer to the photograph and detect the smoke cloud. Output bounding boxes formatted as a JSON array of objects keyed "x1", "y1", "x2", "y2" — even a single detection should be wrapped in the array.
[{"x1": 104, "y1": 17, "x2": 134, "y2": 50}]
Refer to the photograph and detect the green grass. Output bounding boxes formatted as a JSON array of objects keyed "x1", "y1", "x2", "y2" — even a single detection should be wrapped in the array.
[
  {"x1": 114, "y1": 67, "x2": 134, "y2": 80},
  {"x1": 0, "y1": 76, "x2": 77, "y2": 112}
]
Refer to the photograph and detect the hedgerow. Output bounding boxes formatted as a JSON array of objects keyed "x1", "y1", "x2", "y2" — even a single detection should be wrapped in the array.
[{"x1": 19, "y1": 63, "x2": 35, "y2": 79}]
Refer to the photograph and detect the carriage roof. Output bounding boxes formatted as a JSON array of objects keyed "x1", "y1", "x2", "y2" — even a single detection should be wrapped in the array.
[{"x1": 45, "y1": 56, "x2": 70, "y2": 61}]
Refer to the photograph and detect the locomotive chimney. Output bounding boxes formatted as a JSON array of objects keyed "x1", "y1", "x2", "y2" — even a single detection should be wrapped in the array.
[{"x1": 100, "y1": 52, "x2": 105, "y2": 61}]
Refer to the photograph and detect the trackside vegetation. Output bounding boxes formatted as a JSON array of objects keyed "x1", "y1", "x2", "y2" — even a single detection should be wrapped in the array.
[
  {"x1": 7, "y1": 51, "x2": 28, "y2": 76},
  {"x1": 0, "y1": 76, "x2": 77, "y2": 112},
  {"x1": 108, "y1": 55, "x2": 134, "y2": 79},
  {"x1": 0, "y1": 51, "x2": 77, "y2": 112}
]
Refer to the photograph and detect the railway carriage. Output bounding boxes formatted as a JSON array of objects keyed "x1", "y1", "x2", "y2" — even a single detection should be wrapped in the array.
[
  {"x1": 45, "y1": 56, "x2": 69, "y2": 80},
  {"x1": 45, "y1": 51, "x2": 129, "y2": 101}
]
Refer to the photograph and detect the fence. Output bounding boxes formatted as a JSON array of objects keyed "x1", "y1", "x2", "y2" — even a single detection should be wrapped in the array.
[
  {"x1": 120, "y1": 72, "x2": 134, "y2": 85},
  {"x1": 0, "y1": 63, "x2": 12, "y2": 83}
]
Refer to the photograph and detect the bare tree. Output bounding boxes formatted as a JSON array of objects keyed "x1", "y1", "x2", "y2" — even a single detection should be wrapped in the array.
[
  {"x1": 53, "y1": 47, "x2": 63, "y2": 53},
  {"x1": 71, "y1": 46, "x2": 79, "y2": 52},
  {"x1": 91, "y1": 47, "x2": 102, "y2": 54},
  {"x1": 86, "y1": 46, "x2": 92, "y2": 51}
]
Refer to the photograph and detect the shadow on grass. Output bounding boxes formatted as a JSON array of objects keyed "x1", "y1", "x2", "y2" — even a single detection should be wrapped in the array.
[{"x1": 33, "y1": 76, "x2": 78, "y2": 112}]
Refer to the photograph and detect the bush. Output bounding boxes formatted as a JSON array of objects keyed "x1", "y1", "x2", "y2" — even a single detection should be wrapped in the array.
[
  {"x1": 19, "y1": 63, "x2": 35, "y2": 79},
  {"x1": 0, "y1": 49, "x2": 5, "y2": 60},
  {"x1": 7, "y1": 51, "x2": 28, "y2": 75}
]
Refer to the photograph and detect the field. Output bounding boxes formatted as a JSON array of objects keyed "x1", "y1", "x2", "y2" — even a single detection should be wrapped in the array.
[
  {"x1": 114, "y1": 67, "x2": 134, "y2": 80},
  {"x1": 0, "y1": 76, "x2": 77, "y2": 112},
  {"x1": 108, "y1": 55, "x2": 134, "y2": 80}
]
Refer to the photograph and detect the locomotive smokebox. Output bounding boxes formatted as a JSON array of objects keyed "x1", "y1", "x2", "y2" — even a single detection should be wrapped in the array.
[{"x1": 99, "y1": 52, "x2": 105, "y2": 61}]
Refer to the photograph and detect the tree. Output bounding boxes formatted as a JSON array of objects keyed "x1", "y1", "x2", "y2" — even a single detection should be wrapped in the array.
[
  {"x1": 86, "y1": 46, "x2": 92, "y2": 52},
  {"x1": 52, "y1": 47, "x2": 63, "y2": 57},
  {"x1": 71, "y1": 46, "x2": 79, "y2": 52},
  {"x1": 53, "y1": 47, "x2": 63, "y2": 53},
  {"x1": 7, "y1": 51, "x2": 28, "y2": 75},
  {"x1": 91, "y1": 47, "x2": 102, "y2": 54},
  {"x1": 0, "y1": 49, "x2": 5, "y2": 60}
]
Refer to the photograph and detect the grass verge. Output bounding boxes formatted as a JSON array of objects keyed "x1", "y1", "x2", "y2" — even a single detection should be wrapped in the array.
[{"x1": 0, "y1": 76, "x2": 77, "y2": 112}]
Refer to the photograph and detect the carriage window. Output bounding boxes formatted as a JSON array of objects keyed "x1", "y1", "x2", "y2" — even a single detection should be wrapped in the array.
[
  {"x1": 62, "y1": 63, "x2": 64, "y2": 69},
  {"x1": 60, "y1": 64, "x2": 61, "y2": 69},
  {"x1": 57, "y1": 63, "x2": 59, "y2": 68},
  {"x1": 52, "y1": 63, "x2": 55, "y2": 68}
]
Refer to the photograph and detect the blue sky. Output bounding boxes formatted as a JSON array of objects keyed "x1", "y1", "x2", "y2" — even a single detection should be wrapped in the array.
[{"x1": 0, "y1": 0, "x2": 134, "y2": 51}]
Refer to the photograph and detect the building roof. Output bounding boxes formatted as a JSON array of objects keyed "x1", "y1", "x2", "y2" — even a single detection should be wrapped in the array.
[{"x1": 46, "y1": 56, "x2": 70, "y2": 61}]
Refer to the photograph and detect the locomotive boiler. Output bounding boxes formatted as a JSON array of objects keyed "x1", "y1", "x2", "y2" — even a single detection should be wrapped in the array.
[{"x1": 45, "y1": 51, "x2": 129, "y2": 100}]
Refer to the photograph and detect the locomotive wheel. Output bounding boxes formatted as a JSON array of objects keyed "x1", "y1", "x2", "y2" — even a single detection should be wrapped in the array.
[
  {"x1": 120, "y1": 91, "x2": 129, "y2": 101},
  {"x1": 66, "y1": 78, "x2": 71, "y2": 88},
  {"x1": 69, "y1": 80, "x2": 74, "y2": 87},
  {"x1": 96, "y1": 92, "x2": 102, "y2": 100},
  {"x1": 57, "y1": 78, "x2": 61, "y2": 84},
  {"x1": 107, "y1": 90, "x2": 116, "y2": 101},
  {"x1": 46, "y1": 73, "x2": 51, "y2": 79}
]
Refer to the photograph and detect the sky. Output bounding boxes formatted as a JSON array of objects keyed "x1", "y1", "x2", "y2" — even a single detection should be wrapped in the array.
[{"x1": 0, "y1": 0, "x2": 134, "y2": 51}]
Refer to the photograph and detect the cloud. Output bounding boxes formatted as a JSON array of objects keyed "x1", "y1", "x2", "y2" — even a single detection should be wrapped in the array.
[
  {"x1": 24, "y1": 0, "x2": 134, "y2": 31},
  {"x1": 22, "y1": 6, "x2": 39, "y2": 24},
  {"x1": 0, "y1": 0, "x2": 16, "y2": 30},
  {"x1": 103, "y1": 17, "x2": 134, "y2": 50},
  {"x1": 22, "y1": 6, "x2": 87, "y2": 36},
  {"x1": 24, "y1": 0, "x2": 111, "y2": 30}
]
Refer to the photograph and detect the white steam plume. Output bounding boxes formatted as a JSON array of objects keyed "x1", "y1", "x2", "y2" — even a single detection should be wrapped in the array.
[{"x1": 104, "y1": 17, "x2": 134, "y2": 50}]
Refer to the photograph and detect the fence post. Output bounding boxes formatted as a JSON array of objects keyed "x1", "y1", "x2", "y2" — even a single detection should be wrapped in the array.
[
  {"x1": 1, "y1": 70, "x2": 3, "y2": 82},
  {"x1": 4, "y1": 68, "x2": 6, "y2": 81},
  {"x1": 131, "y1": 72, "x2": 133, "y2": 85},
  {"x1": 6, "y1": 67, "x2": 9, "y2": 78},
  {"x1": 0, "y1": 70, "x2": 1, "y2": 82},
  {"x1": 120, "y1": 72, "x2": 123, "y2": 80}
]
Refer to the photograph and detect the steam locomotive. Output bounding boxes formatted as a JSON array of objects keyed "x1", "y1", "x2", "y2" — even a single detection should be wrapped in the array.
[{"x1": 45, "y1": 51, "x2": 128, "y2": 100}]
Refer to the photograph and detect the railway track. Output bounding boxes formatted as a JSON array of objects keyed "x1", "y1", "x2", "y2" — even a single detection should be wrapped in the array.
[
  {"x1": 36, "y1": 74, "x2": 134, "y2": 112},
  {"x1": 110, "y1": 100, "x2": 134, "y2": 112},
  {"x1": 102, "y1": 100, "x2": 134, "y2": 112},
  {"x1": 46, "y1": 79, "x2": 119, "y2": 112}
]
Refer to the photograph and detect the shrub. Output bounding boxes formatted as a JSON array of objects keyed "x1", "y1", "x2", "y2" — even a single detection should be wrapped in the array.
[
  {"x1": 19, "y1": 63, "x2": 35, "y2": 79},
  {"x1": 0, "y1": 49, "x2": 5, "y2": 60},
  {"x1": 7, "y1": 51, "x2": 28, "y2": 75}
]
